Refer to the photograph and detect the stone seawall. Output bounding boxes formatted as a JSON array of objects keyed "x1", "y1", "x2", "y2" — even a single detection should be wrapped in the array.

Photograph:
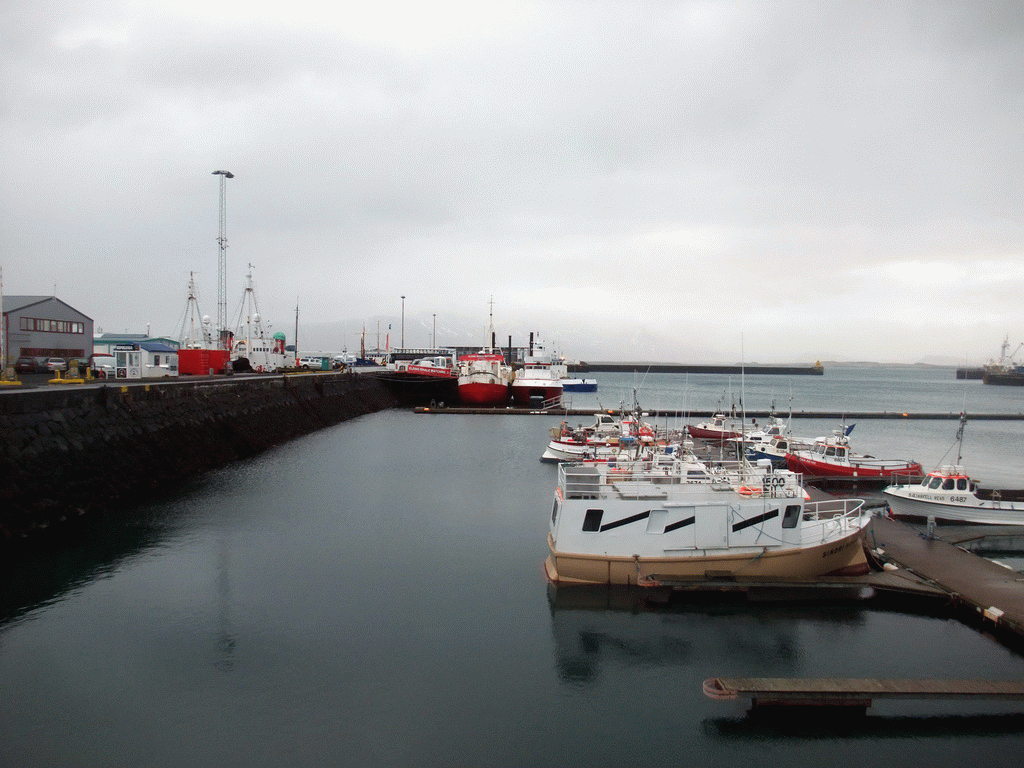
[{"x1": 0, "y1": 373, "x2": 400, "y2": 541}]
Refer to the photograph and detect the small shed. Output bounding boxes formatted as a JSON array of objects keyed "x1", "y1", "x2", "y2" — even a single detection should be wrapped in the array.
[{"x1": 112, "y1": 342, "x2": 179, "y2": 379}]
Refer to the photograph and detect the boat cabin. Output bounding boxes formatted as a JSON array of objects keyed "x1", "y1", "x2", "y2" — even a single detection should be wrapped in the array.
[{"x1": 921, "y1": 467, "x2": 974, "y2": 493}]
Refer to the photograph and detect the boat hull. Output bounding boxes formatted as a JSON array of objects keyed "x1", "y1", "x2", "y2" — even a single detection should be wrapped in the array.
[
  {"x1": 561, "y1": 378, "x2": 597, "y2": 392},
  {"x1": 510, "y1": 380, "x2": 562, "y2": 406},
  {"x1": 544, "y1": 530, "x2": 869, "y2": 586},
  {"x1": 458, "y1": 381, "x2": 510, "y2": 407},
  {"x1": 786, "y1": 454, "x2": 922, "y2": 478}
]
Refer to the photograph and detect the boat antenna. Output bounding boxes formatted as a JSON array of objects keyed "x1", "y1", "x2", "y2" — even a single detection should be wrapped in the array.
[{"x1": 955, "y1": 412, "x2": 966, "y2": 465}]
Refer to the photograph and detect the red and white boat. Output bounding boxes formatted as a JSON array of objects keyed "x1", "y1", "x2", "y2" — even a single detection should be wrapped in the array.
[
  {"x1": 458, "y1": 350, "x2": 513, "y2": 406},
  {"x1": 785, "y1": 424, "x2": 923, "y2": 479},
  {"x1": 510, "y1": 336, "x2": 567, "y2": 407},
  {"x1": 687, "y1": 413, "x2": 743, "y2": 442}
]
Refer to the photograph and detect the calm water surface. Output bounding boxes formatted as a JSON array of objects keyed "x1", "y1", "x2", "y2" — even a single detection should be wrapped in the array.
[{"x1": 2, "y1": 367, "x2": 1024, "y2": 766}]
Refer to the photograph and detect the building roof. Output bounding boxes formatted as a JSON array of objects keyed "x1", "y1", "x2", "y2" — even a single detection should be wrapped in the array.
[
  {"x1": 2, "y1": 295, "x2": 93, "y2": 320},
  {"x1": 139, "y1": 342, "x2": 178, "y2": 353}
]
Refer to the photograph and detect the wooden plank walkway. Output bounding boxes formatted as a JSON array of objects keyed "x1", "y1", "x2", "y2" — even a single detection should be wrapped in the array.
[
  {"x1": 703, "y1": 677, "x2": 1024, "y2": 708},
  {"x1": 868, "y1": 515, "x2": 1024, "y2": 639}
]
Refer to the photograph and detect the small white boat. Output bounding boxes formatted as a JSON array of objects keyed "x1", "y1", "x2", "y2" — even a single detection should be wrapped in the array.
[
  {"x1": 541, "y1": 411, "x2": 662, "y2": 463},
  {"x1": 545, "y1": 455, "x2": 871, "y2": 585},
  {"x1": 883, "y1": 415, "x2": 1024, "y2": 524},
  {"x1": 744, "y1": 434, "x2": 814, "y2": 468}
]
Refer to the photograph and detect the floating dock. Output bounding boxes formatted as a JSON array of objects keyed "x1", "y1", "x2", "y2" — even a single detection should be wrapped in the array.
[
  {"x1": 703, "y1": 676, "x2": 1024, "y2": 710},
  {"x1": 869, "y1": 515, "x2": 1024, "y2": 643}
]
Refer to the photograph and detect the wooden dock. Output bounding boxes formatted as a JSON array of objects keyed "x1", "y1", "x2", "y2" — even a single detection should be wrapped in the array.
[
  {"x1": 703, "y1": 677, "x2": 1024, "y2": 709},
  {"x1": 868, "y1": 515, "x2": 1024, "y2": 642}
]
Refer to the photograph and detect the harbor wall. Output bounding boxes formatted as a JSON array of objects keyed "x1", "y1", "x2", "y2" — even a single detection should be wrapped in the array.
[{"x1": 0, "y1": 373, "x2": 401, "y2": 542}]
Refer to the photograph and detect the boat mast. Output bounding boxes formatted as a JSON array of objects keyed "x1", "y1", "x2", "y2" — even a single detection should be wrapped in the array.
[
  {"x1": 177, "y1": 271, "x2": 212, "y2": 349},
  {"x1": 486, "y1": 295, "x2": 495, "y2": 351},
  {"x1": 955, "y1": 412, "x2": 967, "y2": 465}
]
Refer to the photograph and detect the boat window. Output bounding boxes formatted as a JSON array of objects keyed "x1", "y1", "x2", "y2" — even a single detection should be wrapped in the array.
[
  {"x1": 551, "y1": 499, "x2": 559, "y2": 525},
  {"x1": 583, "y1": 509, "x2": 604, "y2": 532},
  {"x1": 825, "y1": 446, "x2": 836, "y2": 456},
  {"x1": 646, "y1": 509, "x2": 667, "y2": 534},
  {"x1": 956, "y1": 479, "x2": 968, "y2": 491},
  {"x1": 836, "y1": 448, "x2": 846, "y2": 458},
  {"x1": 782, "y1": 504, "x2": 801, "y2": 529},
  {"x1": 929, "y1": 477, "x2": 943, "y2": 489},
  {"x1": 942, "y1": 479, "x2": 955, "y2": 490}
]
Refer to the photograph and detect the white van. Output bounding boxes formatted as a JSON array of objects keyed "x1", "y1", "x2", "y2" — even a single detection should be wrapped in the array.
[
  {"x1": 298, "y1": 356, "x2": 327, "y2": 370},
  {"x1": 89, "y1": 353, "x2": 116, "y2": 379}
]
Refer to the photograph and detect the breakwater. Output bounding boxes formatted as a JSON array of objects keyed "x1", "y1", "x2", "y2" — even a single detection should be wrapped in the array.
[
  {"x1": 570, "y1": 362, "x2": 824, "y2": 375},
  {"x1": 0, "y1": 373, "x2": 401, "y2": 542}
]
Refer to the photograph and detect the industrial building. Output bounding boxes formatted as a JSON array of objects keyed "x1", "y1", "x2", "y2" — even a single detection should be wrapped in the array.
[{"x1": 1, "y1": 295, "x2": 93, "y2": 368}]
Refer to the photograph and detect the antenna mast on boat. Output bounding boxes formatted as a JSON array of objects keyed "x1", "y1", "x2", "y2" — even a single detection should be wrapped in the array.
[
  {"x1": 486, "y1": 295, "x2": 495, "y2": 351},
  {"x1": 177, "y1": 271, "x2": 213, "y2": 349}
]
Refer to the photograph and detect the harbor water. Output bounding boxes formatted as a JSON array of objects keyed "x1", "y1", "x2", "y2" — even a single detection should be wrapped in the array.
[{"x1": 2, "y1": 366, "x2": 1024, "y2": 766}]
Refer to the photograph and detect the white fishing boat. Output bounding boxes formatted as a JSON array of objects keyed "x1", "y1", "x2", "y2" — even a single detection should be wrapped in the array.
[
  {"x1": 883, "y1": 415, "x2": 1024, "y2": 524},
  {"x1": 510, "y1": 336, "x2": 566, "y2": 406},
  {"x1": 744, "y1": 434, "x2": 814, "y2": 468},
  {"x1": 544, "y1": 455, "x2": 871, "y2": 586},
  {"x1": 230, "y1": 265, "x2": 290, "y2": 372}
]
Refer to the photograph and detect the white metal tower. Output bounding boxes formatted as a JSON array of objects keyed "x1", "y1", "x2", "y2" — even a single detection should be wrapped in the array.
[{"x1": 212, "y1": 170, "x2": 234, "y2": 349}]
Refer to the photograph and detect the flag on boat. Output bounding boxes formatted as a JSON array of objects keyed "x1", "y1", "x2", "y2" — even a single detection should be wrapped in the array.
[{"x1": 845, "y1": 423, "x2": 856, "y2": 436}]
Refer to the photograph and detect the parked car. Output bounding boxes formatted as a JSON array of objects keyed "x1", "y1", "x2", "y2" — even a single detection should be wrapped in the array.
[
  {"x1": 14, "y1": 356, "x2": 43, "y2": 373},
  {"x1": 46, "y1": 357, "x2": 68, "y2": 372},
  {"x1": 298, "y1": 356, "x2": 327, "y2": 370}
]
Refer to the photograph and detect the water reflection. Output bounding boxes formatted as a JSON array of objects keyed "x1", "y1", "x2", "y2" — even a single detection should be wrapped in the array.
[
  {"x1": 705, "y1": 713, "x2": 1024, "y2": 740},
  {"x1": 547, "y1": 585, "x2": 869, "y2": 688}
]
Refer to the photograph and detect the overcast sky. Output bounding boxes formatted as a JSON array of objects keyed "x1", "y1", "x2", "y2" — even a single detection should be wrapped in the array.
[{"x1": 2, "y1": 1, "x2": 1022, "y2": 363}]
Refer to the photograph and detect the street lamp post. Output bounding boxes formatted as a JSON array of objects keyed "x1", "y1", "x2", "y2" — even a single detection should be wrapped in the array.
[
  {"x1": 212, "y1": 170, "x2": 234, "y2": 349},
  {"x1": 400, "y1": 295, "x2": 405, "y2": 350}
]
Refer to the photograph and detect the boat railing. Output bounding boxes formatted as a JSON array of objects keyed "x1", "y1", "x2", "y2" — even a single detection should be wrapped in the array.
[
  {"x1": 801, "y1": 498, "x2": 868, "y2": 542},
  {"x1": 558, "y1": 460, "x2": 807, "y2": 501}
]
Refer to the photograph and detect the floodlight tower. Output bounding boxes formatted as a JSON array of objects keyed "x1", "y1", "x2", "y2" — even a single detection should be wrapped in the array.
[{"x1": 212, "y1": 170, "x2": 234, "y2": 349}]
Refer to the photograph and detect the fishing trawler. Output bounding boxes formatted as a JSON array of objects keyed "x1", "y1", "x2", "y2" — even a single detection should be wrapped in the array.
[
  {"x1": 545, "y1": 454, "x2": 871, "y2": 585},
  {"x1": 229, "y1": 265, "x2": 289, "y2": 372}
]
